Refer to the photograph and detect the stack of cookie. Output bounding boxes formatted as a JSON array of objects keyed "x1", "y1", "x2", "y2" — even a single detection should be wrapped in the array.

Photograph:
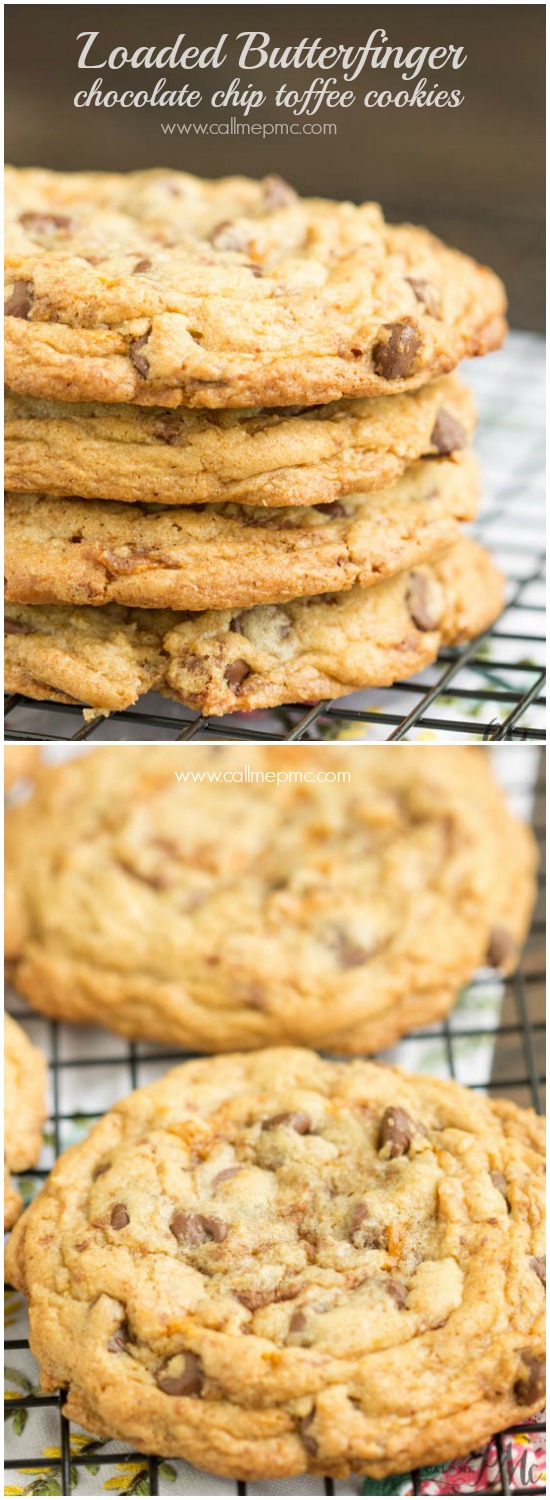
[{"x1": 4, "y1": 169, "x2": 508, "y2": 719}]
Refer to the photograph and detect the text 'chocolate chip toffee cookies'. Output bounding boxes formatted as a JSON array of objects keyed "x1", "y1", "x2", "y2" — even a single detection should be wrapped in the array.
[
  {"x1": 4, "y1": 747, "x2": 536, "y2": 1054},
  {"x1": 4, "y1": 169, "x2": 508, "y2": 721},
  {"x1": 4, "y1": 1049, "x2": 545, "y2": 1479}
]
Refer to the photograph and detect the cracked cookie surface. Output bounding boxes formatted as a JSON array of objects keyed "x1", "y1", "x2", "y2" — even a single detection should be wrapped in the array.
[
  {"x1": 4, "y1": 375, "x2": 475, "y2": 506},
  {"x1": 4, "y1": 745, "x2": 535, "y2": 1055},
  {"x1": 5, "y1": 169, "x2": 506, "y2": 407},
  {"x1": 4, "y1": 537, "x2": 503, "y2": 717},
  {"x1": 4, "y1": 453, "x2": 478, "y2": 612},
  {"x1": 5, "y1": 1048, "x2": 545, "y2": 1479},
  {"x1": 4, "y1": 1013, "x2": 47, "y2": 1229}
]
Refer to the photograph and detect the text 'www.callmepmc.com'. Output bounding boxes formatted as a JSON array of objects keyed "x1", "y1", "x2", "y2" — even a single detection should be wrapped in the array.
[
  {"x1": 173, "y1": 768, "x2": 352, "y2": 785},
  {"x1": 160, "y1": 118, "x2": 337, "y2": 136}
]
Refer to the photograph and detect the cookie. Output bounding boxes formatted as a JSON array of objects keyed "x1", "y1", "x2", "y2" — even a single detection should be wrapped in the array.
[
  {"x1": 4, "y1": 537, "x2": 503, "y2": 718},
  {"x1": 4, "y1": 1013, "x2": 47, "y2": 1230},
  {"x1": 4, "y1": 745, "x2": 41, "y2": 793},
  {"x1": 4, "y1": 376, "x2": 475, "y2": 507},
  {"x1": 4, "y1": 453, "x2": 478, "y2": 612},
  {"x1": 4, "y1": 745, "x2": 535, "y2": 1055},
  {"x1": 5, "y1": 169, "x2": 506, "y2": 408},
  {"x1": 5, "y1": 1048, "x2": 545, "y2": 1479}
]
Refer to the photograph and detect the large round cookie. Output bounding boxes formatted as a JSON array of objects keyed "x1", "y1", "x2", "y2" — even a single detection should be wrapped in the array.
[
  {"x1": 4, "y1": 375, "x2": 475, "y2": 506},
  {"x1": 5, "y1": 1049, "x2": 545, "y2": 1479},
  {"x1": 4, "y1": 536, "x2": 503, "y2": 717},
  {"x1": 5, "y1": 745, "x2": 536, "y2": 1054},
  {"x1": 5, "y1": 169, "x2": 506, "y2": 408},
  {"x1": 4, "y1": 1013, "x2": 47, "y2": 1229},
  {"x1": 4, "y1": 453, "x2": 478, "y2": 612}
]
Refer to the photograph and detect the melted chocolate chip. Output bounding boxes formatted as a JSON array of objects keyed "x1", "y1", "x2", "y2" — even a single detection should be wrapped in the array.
[
  {"x1": 263, "y1": 175, "x2": 297, "y2": 210},
  {"x1": 212, "y1": 1167, "x2": 242, "y2": 1187},
  {"x1": 4, "y1": 617, "x2": 34, "y2": 635},
  {"x1": 331, "y1": 928, "x2": 370, "y2": 969},
  {"x1": 129, "y1": 332, "x2": 150, "y2": 378},
  {"x1": 153, "y1": 416, "x2": 181, "y2": 445},
  {"x1": 349, "y1": 1204, "x2": 387, "y2": 1250},
  {"x1": 513, "y1": 1351, "x2": 546, "y2": 1406},
  {"x1": 108, "y1": 1321, "x2": 129, "y2": 1353},
  {"x1": 406, "y1": 572, "x2": 443, "y2": 632},
  {"x1": 224, "y1": 659, "x2": 251, "y2": 691},
  {"x1": 378, "y1": 1106, "x2": 414, "y2": 1158},
  {"x1": 156, "y1": 1351, "x2": 204, "y2": 1397},
  {"x1": 4, "y1": 280, "x2": 34, "y2": 319},
  {"x1": 531, "y1": 1256, "x2": 546, "y2": 1287},
  {"x1": 133, "y1": 257, "x2": 152, "y2": 274},
  {"x1": 406, "y1": 276, "x2": 441, "y2": 319},
  {"x1": 19, "y1": 212, "x2": 74, "y2": 234},
  {"x1": 209, "y1": 221, "x2": 251, "y2": 253},
  {"x1": 289, "y1": 1309, "x2": 307, "y2": 1332},
  {"x1": 430, "y1": 409, "x2": 466, "y2": 455},
  {"x1": 298, "y1": 1411, "x2": 319, "y2": 1456},
  {"x1": 314, "y1": 502, "x2": 348, "y2": 518},
  {"x1": 386, "y1": 1279, "x2": 408, "y2": 1308},
  {"x1": 262, "y1": 1111, "x2": 311, "y2": 1135},
  {"x1": 372, "y1": 322, "x2": 421, "y2": 380},
  {"x1": 487, "y1": 926, "x2": 516, "y2": 969},
  {"x1": 170, "y1": 1211, "x2": 227, "y2": 1245},
  {"x1": 235, "y1": 1283, "x2": 300, "y2": 1311},
  {"x1": 110, "y1": 1203, "x2": 130, "y2": 1229},
  {"x1": 490, "y1": 1171, "x2": 510, "y2": 1207}
]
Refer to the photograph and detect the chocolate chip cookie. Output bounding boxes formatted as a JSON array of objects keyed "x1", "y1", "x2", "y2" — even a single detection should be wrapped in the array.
[
  {"x1": 5, "y1": 169, "x2": 506, "y2": 408},
  {"x1": 4, "y1": 745, "x2": 40, "y2": 793},
  {"x1": 4, "y1": 453, "x2": 478, "y2": 612},
  {"x1": 5, "y1": 744, "x2": 535, "y2": 1055},
  {"x1": 5, "y1": 1048, "x2": 545, "y2": 1479},
  {"x1": 4, "y1": 376, "x2": 475, "y2": 506},
  {"x1": 4, "y1": 536, "x2": 503, "y2": 717},
  {"x1": 4, "y1": 1013, "x2": 47, "y2": 1229}
]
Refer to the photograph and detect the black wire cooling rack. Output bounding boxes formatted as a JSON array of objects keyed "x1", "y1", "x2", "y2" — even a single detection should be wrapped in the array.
[{"x1": 4, "y1": 757, "x2": 546, "y2": 1497}]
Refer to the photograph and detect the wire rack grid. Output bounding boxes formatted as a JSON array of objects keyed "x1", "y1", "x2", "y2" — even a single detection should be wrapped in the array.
[
  {"x1": 4, "y1": 756, "x2": 546, "y2": 1497},
  {"x1": 4, "y1": 335, "x2": 545, "y2": 746}
]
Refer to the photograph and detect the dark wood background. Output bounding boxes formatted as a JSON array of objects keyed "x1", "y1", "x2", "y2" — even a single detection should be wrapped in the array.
[{"x1": 5, "y1": 4, "x2": 545, "y2": 328}]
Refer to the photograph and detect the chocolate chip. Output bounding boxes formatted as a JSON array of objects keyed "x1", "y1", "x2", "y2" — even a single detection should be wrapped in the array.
[
  {"x1": 406, "y1": 572, "x2": 443, "y2": 632},
  {"x1": 289, "y1": 1309, "x2": 307, "y2": 1332},
  {"x1": 170, "y1": 1211, "x2": 227, "y2": 1245},
  {"x1": 229, "y1": 615, "x2": 246, "y2": 635},
  {"x1": 349, "y1": 1204, "x2": 387, "y2": 1250},
  {"x1": 108, "y1": 1322, "x2": 129, "y2": 1353},
  {"x1": 4, "y1": 280, "x2": 34, "y2": 319},
  {"x1": 153, "y1": 416, "x2": 181, "y2": 444},
  {"x1": 406, "y1": 276, "x2": 441, "y2": 319},
  {"x1": 372, "y1": 321, "x2": 421, "y2": 380},
  {"x1": 314, "y1": 502, "x2": 348, "y2": 518},
  {"x1": 224, "y1": 659, "x2": 251, "y2": 691},
  {"x1": 513, "y1": 1351, "x2": 546, "y2": 1406},
  {"x1": 110, "y1": 1203, "x2": 129, "y2": 1229},
  {"x1": 129, "y1": 332, "x2": 150, "y2": 378},
  {"x1": 298, "y1": 1411, "x2": 319, "y2": 1456},
  {"x1": 235, "y1": 1283, "x2": 300, "y2": 1311},
  {"x1": 331, "y1": 928, "x2": 370, "y2": 969},
  {"x1": 386, "y1": 1279, "x2": 408, "y2": 1308},
  {"x1": 92, "y1": 1161, "x2": 111, "y2": 1180},
  {"x1": 490, "y1": 1171, "x2": 510, "y2": 1207},
  {"x1": 262, "y1": 1112, "x2": 311, "y2": 1134},
  {"x1": 430, "y1": 408, "x2": 467, "y2": 455},
  {"x1": 133, "y1": 257, "x2": 152, "y2": 273},
  {"x1": 531, "y1": 1256, "x2": 546, "y2": 1287},
  {"x1": 212, "y1": 1167, "x2": 242, "y2": 1187},
  {"x1": 4, "y1": 617, "x2": 34, "y2": 634},
  {"x1": 487, "y1": 926, "x2": 516, "y2": 969},
  {"x1": 156, "y1": 1351, "x2": 204, "y2": 1397},
  {"x1": 209, "y1": 221, "x2": 251, "y2": 253},
  {"x1": 263, "y1": 175, "x2": 297, "y2": 210},
  {"x1": 19, "y1": 212, "x2": 74, "y2": 234},
  {"x1": 378, "y1": 1106, "x2": 414, "y2": 1158}
]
